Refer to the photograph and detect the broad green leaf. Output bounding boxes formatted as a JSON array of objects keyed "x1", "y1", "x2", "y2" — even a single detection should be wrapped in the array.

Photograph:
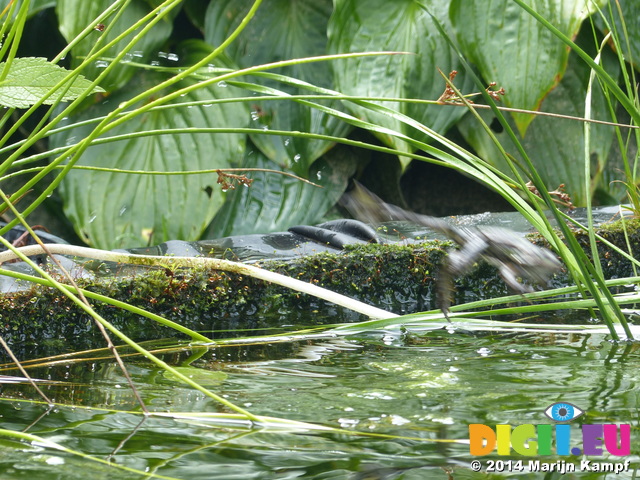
[
  {"x1": 451, "y1": 0, "x2": 607, "y2": 136},
  {"x1": 205, "y1": 141, "x2": 356, "y2": 238},
  {"x1": 0, "y1": 57, "x2": 103, "y2": 108},
  {"x1": 457, "y1": 40, "x2": 620, "y2": 206},
  {"x1": 0, "y1": 0, "x2": 54, "y2": 17},
  {"x1": 204, "y1": 0, "x2": 351, "y2": 176},
  {"x1": 597, "y1": 0, "x2": 640, "y2": 72},
  {"x1": 328, "y1": 0, "x2": 474, "y2": 163},
  {"x1": 56, "y1": 0, "x2": 175, "y2": 91},
  {"x1": 52, "y1": 69, "x2": 248, "y2": 249},
  {"x1": 183, "y1": 0, "x2": 207, "y2": 32}
]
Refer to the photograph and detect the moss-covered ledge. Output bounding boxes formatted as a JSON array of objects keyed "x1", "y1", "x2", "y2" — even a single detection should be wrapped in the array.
[
  {"x1": 0, "y1": 241, "x2": 446, "y2": 353},
  {"x1": 571, "y1": 218, "x2": 640, "y2": 278},
  {"x1": 1, "y1": 217, "x2": 639, "y2": 355}
]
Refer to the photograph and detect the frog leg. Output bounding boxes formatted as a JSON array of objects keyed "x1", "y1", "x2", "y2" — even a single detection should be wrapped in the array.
[
  {"x1": 437, "y1": 239, "x2": 490, "y2": 321},
  {"x1": 447, "y1": 238, "x2": 490, "y2": 276},
  {"x1": 495, "y1": 262, "x2": 534, "y2": 294},
  {"x1": 436, "y1": 263, "x2": 454, "y2": 322}
]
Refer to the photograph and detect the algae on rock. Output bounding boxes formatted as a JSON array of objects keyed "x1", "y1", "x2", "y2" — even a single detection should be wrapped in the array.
[{"x1": 2, "y1": 217, "x2": 639, "y2": 357}]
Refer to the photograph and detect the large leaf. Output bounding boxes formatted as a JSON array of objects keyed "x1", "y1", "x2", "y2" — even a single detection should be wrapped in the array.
[
  {"x1": 205, "y1": 141, "x2": 356, "y2": 238},
  {"x1": 0, "y1": 0, "x2": 54, "y2": 17},
  {"x1": 450, "y1": 0, "x2": 607, "y2": 136},
  {"x1": 457, "y1": 36, "x2": 620, "y2": 206},
  {"x1": 0, "y1": 57, "x2": 103, "y2": 108},
  {"x1": 597, "y1": 0, "x2": 640, "y2": 72},
  {"x1": 328, "y1": 0, "x2": 474, "y2": 162},
  {"x1": 56, "y1": 0, "x2": 175, "y2": 91},
  {"x1": 52, "y1": 69, "x2": 248, "y2": 249},
  {"x1": 204, "y1": 0, "x2": 350, "y2": 176}
]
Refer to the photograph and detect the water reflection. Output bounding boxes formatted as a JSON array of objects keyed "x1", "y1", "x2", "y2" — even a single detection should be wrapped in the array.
[{"x1": 0, "y1": 330, "x2": 638, "y2": 477}]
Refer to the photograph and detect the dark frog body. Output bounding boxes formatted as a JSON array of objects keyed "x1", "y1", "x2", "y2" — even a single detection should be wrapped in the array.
[{"x1": 340, "y1": 182, "x2": 562, "y2": 321}]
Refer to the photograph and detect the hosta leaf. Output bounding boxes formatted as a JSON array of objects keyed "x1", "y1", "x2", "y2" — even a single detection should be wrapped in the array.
[
  {"x1": 56, "y1": 0, "x2": 174, "y2": 91},
  {"x1": 0, "y1": 0, "x2": 54, "y2": 17},
  {"x1": 204, "y1": 0, "x2": 350, "y2": 175},
  {"x1": 52, "y1": 69, "x2": 248, "y2": 249},
  {"x1": 457, "y1": 37, "x2": 620, "y2": 206},
  {"x1": 328, "y1": 0, "x2": 474, "y2": 162},
  {"x1": 597, "y1": 0, "x2": 640, "y2": 72},
  {"x1": 0, "y1": 57, "x2": 103, "y2": 108},
  {"x1": 450, "y1": 0, "x2": 607, "y2": 136},
  {"x1": 205, "y1": 141, "x2": 356, "y2": 238}
]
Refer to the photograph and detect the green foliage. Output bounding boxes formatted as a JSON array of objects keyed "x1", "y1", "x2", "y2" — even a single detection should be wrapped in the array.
[
  {"x1": 450, "y1": 0, "x2": 607, "y2": 136},
  {"x1": 0, "y1": 57, "x2": 103, "y2": 108},
  {"x1": 206, "y1": 141, "x2": 356, "y2": 237},
  {"x1": 0, "y1": 0, "x2": 54, "y2": 17},
  {"x1": 328, "y1": 0, "x2": 474, "y2": 162},
  {"x1": 56, "y1": 0, "x2": 175, "y2": 91},
  {"x1": 0, "y1": 0, "x2": 633, "y2": 251},
  {"x1": 204, "y1": 0, "x2": 348, "y2": 175},
  {"x1": 598, "y1": 0, "x2": 640, "y2": 71},
  {"x1": 51, "y1": 66, "x2": 248, "y2": 248},
  {"x1": 457, "y1": 37, "x2": 621, "y2": 206}
]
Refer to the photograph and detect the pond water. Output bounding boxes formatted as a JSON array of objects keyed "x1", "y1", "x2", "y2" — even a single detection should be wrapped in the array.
[{"x1": 0, "y1": 324, "x2": 638, "y2": 479}]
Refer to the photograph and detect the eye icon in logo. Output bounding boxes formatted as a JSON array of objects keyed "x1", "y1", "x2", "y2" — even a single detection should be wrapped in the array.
[{"x1": 544, "y1": 402, "x2": 584, "y2": 422}]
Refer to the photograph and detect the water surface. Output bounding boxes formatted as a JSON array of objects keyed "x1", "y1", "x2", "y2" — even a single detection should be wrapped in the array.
[{"x1": 0, "y1": 325, "x2": 637, "y2": 479}]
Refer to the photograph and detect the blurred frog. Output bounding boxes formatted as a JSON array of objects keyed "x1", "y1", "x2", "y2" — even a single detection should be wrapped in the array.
[{"x1": 341, "y1": 182, "x2": 562, "y2": 321}]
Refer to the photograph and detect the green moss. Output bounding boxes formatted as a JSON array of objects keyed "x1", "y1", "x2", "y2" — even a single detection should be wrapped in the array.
[
  {"x1": 567, "y1": 217, "x2": 640, "y2": 278},
  {"x1": 0, "y1": 240, "x2": 448, "y2": 356},
  {"x1": 3, "y1": 219, "x2": 640, "y2": 356}
]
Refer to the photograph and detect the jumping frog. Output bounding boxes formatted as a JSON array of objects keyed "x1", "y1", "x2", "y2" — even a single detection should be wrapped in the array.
[{"x1": 340, "y1": 182, "x2": 562, "y2": 321}]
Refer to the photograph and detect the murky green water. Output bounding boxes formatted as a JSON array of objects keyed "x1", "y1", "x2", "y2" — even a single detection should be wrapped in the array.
[{"x1": 0, "y1": 327, "x2": 638, "y2": 479}]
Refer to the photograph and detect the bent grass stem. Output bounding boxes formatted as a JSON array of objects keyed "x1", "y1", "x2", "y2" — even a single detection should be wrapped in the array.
[{"x1": 0, "y1": 244, "x2": 397, "y2": 320}]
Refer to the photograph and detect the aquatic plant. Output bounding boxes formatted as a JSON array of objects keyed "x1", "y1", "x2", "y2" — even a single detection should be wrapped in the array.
[{"x1": 0, "y1": 0, "x2": 639, "y2": 475}]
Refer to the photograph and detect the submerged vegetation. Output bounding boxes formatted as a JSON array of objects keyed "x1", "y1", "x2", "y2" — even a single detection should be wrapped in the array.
[{"x1": 0, "y1": 0, "x2": 639, "y2": 477}]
